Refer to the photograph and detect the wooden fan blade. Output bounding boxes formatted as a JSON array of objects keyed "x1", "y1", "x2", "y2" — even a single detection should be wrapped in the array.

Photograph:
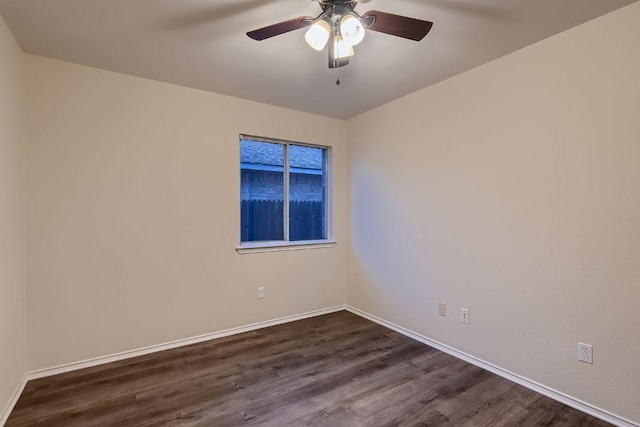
[
  {"x1": 247, "y1": 16, "x2": 314, "y2": 41},
  {"x1": 362, "y1": 10, "x2": 433, "y2": 41}
]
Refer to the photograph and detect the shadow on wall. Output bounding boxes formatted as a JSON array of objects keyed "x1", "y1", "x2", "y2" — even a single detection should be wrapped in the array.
[{"x1": 349, "y1": 161, "x2": 438, "y2": 317}]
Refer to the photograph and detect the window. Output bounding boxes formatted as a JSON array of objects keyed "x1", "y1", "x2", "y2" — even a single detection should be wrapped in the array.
[{"x1": 239, "y1": 135, "x2": 332, "y2": 251}]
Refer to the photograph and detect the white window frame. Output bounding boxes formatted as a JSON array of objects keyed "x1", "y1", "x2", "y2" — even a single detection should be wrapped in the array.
[{"x1": 237, "y1": 134, "x2": 336, "y2": 254}]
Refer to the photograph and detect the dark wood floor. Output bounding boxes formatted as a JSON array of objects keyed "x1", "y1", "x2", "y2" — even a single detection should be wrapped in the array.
[{"x1": 7, "y1": 311, "x2": 611, "y2": 426}]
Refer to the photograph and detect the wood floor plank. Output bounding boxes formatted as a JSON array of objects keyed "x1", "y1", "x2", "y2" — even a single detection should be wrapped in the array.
[{"x1": 6, "y1": 311, "x2": 612, "y2": 426}]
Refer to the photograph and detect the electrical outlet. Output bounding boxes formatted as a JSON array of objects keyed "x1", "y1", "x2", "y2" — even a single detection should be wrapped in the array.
[
  {"x1": 438, "y1": 302, "x2": 446, "y2": 316},
  {"x1": 258, "y1": 287, "x2": 265, "y2": 299},
  {"x1": 578, "y1": 342, "x2": 593, "y2": 364},
  {"x1": 461, "y1": 308, "x2": 469, "y2": 324}
]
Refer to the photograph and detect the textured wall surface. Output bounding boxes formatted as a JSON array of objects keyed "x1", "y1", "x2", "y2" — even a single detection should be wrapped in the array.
[
  {"x1": 25, "y1": 55, "x2": 348, "y2": 371},
  {"x1": 348, "y1": 3, "x2": 640, "y2": 424},
  {"x1": 2, "y1": 3, "x2": 639, "y2": 425},
  {"x1": 0, "y1": 12, "x2": 26, "y2": 420}
]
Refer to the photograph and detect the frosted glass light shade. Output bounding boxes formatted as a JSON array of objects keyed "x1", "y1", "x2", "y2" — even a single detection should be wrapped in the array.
[
  {"x1": 333, "y1": 35, "x2": 354, "y2": 59},
  {"x1": 340, "y1": 14, "x2": 365, "y2": 46},
  {"x1": 305, "y1": 20, "x2": 331, "y2": 51}
]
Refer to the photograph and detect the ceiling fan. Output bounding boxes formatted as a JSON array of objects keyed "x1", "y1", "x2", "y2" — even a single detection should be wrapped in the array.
[{"x1": 247, "y1": 0, "x2": 434, "y2": 68}]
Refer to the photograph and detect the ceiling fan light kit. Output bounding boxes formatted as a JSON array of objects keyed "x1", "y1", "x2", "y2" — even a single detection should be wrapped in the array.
[
  {"x1": 305, "y1": 13, "x2": 364, "y2": 52},
  {"x1": 247, "y1": 0, "x2": 434, "y2": 69},
  {"x1": 340, "y1": 14, "x2": 366, "y2": 45},
  {"x1": 333, "y1": 35, "x2": 354, "y2": 58},
  {"x1": 304, "y1": 19, "x2": 331, "y2": 51}
]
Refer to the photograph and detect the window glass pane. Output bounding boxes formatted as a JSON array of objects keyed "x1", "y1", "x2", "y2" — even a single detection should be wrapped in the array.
[
  {"x1": 240, "y1": 140, "x2": 284, "y2": 242},
  {"x1": 289, "y1": 145, "x2": 326, "y2": 241}
]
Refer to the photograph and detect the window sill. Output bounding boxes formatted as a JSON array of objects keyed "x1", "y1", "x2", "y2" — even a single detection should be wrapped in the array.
[{"x1": 236, "y1": 240, "x2": 337, "y2": 254}]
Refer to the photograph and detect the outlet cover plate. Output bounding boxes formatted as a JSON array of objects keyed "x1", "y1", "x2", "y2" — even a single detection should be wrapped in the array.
[
  {"x1": 438, "y1": 302, "x2": 446, "y2": 316},
  {"x1": 461, "y1": 308, "x2": 469, "y2": 324},
  {"x1": 578, "y1": 342, "x2": 593, "y2": 364}
]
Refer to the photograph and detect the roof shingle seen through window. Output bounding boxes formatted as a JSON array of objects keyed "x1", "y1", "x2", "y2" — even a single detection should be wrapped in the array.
[{"x1": 241, "y1": 139, "x2": 322, "y2": 170}]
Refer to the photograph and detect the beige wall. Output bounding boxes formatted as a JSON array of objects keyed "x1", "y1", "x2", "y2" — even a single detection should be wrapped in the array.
[
  {"x1": 5, "y1": 2, "x2": 639, "y2": 424},
  {"x1": 348, "y1": 2, "x2": 640, "y2": 424},
  {"x1": 25, "y1": 55, "x2": 348, "y2": 370},
  {"x1": 0, "y1": 13, "x2": 26, "y2": 419}
]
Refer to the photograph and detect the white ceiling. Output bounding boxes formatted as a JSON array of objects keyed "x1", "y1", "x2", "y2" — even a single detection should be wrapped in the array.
[{"x1": 0, "y1": 0, "x2": 635, "y2": 119}]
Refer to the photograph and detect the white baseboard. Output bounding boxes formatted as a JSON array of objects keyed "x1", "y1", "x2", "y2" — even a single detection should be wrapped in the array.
[
  {"x1": 0, "y1": 374, "x2": 27, "y2": 427},
  {"x1": 25, "y1": 305, "x2": 346, "y2": 381},
  {"x1": 1, "y1": 305, "x2": 342, "y2": 425},
  {"x1": 345, "y1": 305, "x2": 638, "y2": 427},
  {"x1": 4, "y1": 304, "x2": 636, "y2": 427}
]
